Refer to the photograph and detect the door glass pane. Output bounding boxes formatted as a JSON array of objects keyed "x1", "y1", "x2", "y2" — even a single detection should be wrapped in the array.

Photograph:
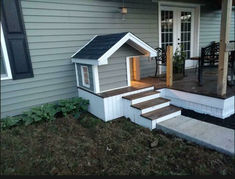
[
  {"x1": 161, "y1": 10, "x2": 173, "y2": 51},
  {"x1": 1, "y1": 47, "x2": 7, "y2": 75},
  {"x1": 180, "y1": 11, "x2": 192, "y2": 59}
]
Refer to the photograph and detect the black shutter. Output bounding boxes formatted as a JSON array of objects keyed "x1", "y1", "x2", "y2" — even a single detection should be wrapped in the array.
[{"x1": 2, "y1": 0, "x2": 33, "y2": 80}]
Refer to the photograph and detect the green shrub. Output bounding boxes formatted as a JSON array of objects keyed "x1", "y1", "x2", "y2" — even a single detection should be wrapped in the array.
[
  {"x1": 22, "y1": 103, "x2": 58, "y2": 126},
  {"x1": 1, "y1": 97, "x2": 89, "y2": 129},
  {"x1": 0, "y1": 116, "x2": 22, "y2": 129},
  {"x1": 57, "y1": 97, "x2": 89, "y2": 118}
]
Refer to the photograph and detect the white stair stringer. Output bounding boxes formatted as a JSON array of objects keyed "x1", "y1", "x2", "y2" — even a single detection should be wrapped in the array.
[{"x1": 122, "y1": 89, "x2": 182, "y2": 130}]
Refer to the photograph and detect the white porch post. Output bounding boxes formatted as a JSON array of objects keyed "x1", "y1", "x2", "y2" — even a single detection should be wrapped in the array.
[{"x1": 217, "y1": 0, "x2": 233, "y2": 96}]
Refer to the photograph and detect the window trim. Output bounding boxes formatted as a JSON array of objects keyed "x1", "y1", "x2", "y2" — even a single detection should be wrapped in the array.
[
  {"x1": 1, "y1": 25, "x2": 12, "y2": 80},
  {"x1": 81, "y1": 65, "x2": 90, "y2": 88}
]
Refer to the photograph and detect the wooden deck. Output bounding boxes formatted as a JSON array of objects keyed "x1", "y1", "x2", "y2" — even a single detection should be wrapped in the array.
[
  {"x1": 132, "y1": 68, "x2": 235, "y2": 99},
  {"x1": 97, "y1": 84, "x2": 153, "y2": 98}
]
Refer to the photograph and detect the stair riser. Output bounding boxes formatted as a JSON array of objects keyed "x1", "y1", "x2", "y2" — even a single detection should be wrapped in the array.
[
  {"x1": 131, "y1": 94, "x2": 160, "y2": 105},
  {"x1": 129, "y1": 108, "x2": 181, "y2": 130},
  {"x1": 122, "y1": 87, "x2": 154, "y2": 98},
  {"x1": 132, "y1": 114, "x2": 152, "y2": 130},
  {"x1": 151, "y1": 111, "x2": 181, "y2": 130},
  {"x1": 141, "y1": 101, "x2": 170, "y2": 114}
]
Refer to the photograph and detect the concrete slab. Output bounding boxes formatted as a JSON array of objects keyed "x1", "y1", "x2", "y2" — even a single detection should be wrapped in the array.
[{"x1": 157, "y1": 115, "x2": 235, "y2": 156}]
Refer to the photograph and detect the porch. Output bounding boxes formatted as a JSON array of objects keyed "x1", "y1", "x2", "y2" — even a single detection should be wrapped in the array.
[{"x1": 132, "y1": 68, "x2": 235, "y2": 99}]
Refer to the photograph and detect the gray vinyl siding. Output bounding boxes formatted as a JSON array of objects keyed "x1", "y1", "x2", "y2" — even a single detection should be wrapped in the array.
[
  {"x1": 98, "y1": 44, "x2": 143, "y2": 92},
  {"x1": 77, "y1": 64, "x2": 94, "y2": 91},
  {"x1": 200, "y1": 5, "x2": 235, "y2": 48},
  {"x1": 0, "y1": 0, "x2": 158, "y2": 118}
]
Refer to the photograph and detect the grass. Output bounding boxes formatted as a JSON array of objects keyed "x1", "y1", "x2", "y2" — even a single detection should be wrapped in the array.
[{"x1": 1, "y1": 113, "x2": 235, "y2": 175}]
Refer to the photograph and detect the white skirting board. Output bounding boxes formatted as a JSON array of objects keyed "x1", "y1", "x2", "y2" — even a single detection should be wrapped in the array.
[
  {"x1": 78, "y1": 86, "x2": 154, "y2": 122},
  {"x1": 160, "y1": 88, "x2": 235, "y2": 119},
  {"x1": 78, "y1": 87, "x2": 234, "y2": 123}
]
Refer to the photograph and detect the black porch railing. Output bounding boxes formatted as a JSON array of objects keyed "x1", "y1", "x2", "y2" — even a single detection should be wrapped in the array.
[{"x1": 198, "y1": 41, "x2": 235, "y2": 86}]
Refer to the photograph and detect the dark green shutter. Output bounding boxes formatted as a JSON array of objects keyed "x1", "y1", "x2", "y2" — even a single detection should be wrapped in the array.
[{"x1": 2, "y1": 0, "x2": 33, "y2": 80}]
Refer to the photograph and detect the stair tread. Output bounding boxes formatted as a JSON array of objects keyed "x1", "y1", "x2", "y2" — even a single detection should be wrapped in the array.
[
  {"x1": 141, "y1": 105, "x2": 181, "y2": 120},
  {"x1": 131, "y1": 97, "x2": 170, "y2": 110},
  {"x1": 122, "y1": 90, "x2": 160, "y2": 100}
]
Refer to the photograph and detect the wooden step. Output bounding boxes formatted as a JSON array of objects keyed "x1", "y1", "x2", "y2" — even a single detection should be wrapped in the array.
[
  {"x1": 141, "y1": 105, "x2": 181, "y2": 121},
  {"x1": 122, "y1": 90, "x2": 160, "y2": 100},
  {"x1": 131, "y1": 97, "x2": 170, "y2": 110}
]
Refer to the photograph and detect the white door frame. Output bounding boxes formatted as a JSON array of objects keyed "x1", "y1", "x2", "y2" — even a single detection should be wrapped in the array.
[{"x1": 158, "y1": 1, "x2": 201, "y2": 57}]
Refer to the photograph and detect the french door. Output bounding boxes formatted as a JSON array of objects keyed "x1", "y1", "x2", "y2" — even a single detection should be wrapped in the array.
[{"x1": 160, "y1": 6, "x2": 195, "y2": 60}]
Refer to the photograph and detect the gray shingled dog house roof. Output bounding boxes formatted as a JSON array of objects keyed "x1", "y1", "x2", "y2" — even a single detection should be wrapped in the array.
[{"x1": 71, "y1": 32, "x2": 157, "y2": 65}]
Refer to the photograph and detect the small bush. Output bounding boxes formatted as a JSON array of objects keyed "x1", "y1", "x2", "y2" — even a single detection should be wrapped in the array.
[
  {"x1": 22, "y1": 103, "x2": 58, "y2": 126},
  {"x1": 57, "y1": 97, "x2": 89, "y2": 118},
  {"x1": 1, "y1": 97, "x2": 89, "y2": 130},
  {"x1": 0, "y1": 116, "x2": 22, "y2": 129}
]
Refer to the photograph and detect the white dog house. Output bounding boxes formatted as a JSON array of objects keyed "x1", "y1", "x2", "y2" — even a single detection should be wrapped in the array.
[{"x1": 71, "y1": 32, "x2": 182, "y2": 130}]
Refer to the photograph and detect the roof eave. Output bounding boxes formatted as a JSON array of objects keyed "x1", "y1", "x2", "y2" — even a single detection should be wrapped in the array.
[{"x1": 71, "y1": 58, "x2": 99, "y2": 65}]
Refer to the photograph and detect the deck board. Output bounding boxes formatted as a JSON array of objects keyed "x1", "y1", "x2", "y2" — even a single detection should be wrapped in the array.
[
  {"x1": 131, "y1": 97, "x2": 170, "y2": 110},
  {"x1": 122, "y1": 90, "x2": 159, "y2": 100},
  {"x1": 132, "y1": 68, "x2": 235, "y2": 99},
  {"x1": 141, "y1": 105, "x2": 181, "y2": 120},
  {"x1": 98, "y1": 84, "x2": 153, "y2": 98}
]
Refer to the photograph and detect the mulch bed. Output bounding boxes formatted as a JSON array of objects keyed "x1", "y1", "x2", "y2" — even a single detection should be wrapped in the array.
[{"x1": 181, "y1": 109, "x2": 235, "y2": 130}]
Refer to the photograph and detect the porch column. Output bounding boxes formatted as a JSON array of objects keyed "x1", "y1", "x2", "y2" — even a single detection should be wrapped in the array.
[
  {"x1": 166, "y1": 46, "x2": 173, "y2": 87},
  {"x1": 217, "y1": 0, "x2": 232, "y2": 96}
]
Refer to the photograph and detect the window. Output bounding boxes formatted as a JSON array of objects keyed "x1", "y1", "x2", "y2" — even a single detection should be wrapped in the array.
[
  {"x1": 1, "y1": 25, "x2": 12, "y2": 80},
  {"x1": 81, "y1": 65, "x2": 90, "y2": 88}
]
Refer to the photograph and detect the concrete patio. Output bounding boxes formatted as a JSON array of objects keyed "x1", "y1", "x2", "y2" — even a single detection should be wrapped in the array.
[{"x1": 156, "y1": 115, "x2": 235, "y2": 156}]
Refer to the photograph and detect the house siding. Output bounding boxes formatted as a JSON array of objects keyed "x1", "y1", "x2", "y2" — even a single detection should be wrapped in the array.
[
  {"x1": 98, "y1": 44, "x2": 143, "y2": 92},
  {"x1": 1, "y1": 0, "x2": 159, "y2": 118},
  {"x1": 1, "y1": 0, "x2": 234, "y2": 118},
  {"x1": 200, "y1": 5, "x2": 235, "y2": 48}
]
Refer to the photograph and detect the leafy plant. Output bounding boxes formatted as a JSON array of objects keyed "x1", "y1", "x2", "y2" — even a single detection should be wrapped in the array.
[
  {"x1": 57, "y1": 97, "x2": 89, "y2": 118},
  {"x1": 0, "y1": 116, "x2": 22, "y2": 129},
  {"x1": 22, "y1": 103, "x2": 58, "y2": 126},
  {"x1": 1, "y1": 97, "x2": 89, "y2": 129},
  {"x1": 173, "y1": 45, "x2": 186, "y2": 74}
]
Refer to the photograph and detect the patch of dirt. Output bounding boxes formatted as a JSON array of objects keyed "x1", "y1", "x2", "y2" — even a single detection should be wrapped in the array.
[
  {"x1": 1, "y1": 113, "x2": 235, "y2": 175},
  {"x1": 182, "y1": 109, "x2": 235, "y2": 130}
]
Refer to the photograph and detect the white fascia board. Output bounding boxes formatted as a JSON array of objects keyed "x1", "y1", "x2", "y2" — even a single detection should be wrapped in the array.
[
  {"x1": 98, "y1": 32, "x2": 157, "y2": 64},
  {"x1": 128, "y1": 33, "x2": 157, "y2": 57},
  {"x1": 71, "y1": 58, "x2": 99, "y2": 65},
  {"x1": 92, "y1": 65, "x2": 100, "y2": 93},
  {"x1": 98, "y1": 58, "x2": 108, "y2": 65},
  {"x1": 98, "y1": 33, "x2": 130, "y2": 64},
  {"x1": 71, "y1": 35, "x2": 98, "y2": 58}
]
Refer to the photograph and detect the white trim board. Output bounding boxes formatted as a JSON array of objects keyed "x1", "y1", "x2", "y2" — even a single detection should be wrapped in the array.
[
  {"x1": 92, "y1": 65, "x2": 100, "y2": 93},
  {"x1": 1, "y1": 25, "x2": 12, "y2": 80},
  {"x1": 80, "y1": 65, "x2": 90, "y2": 88},
  {"x1": 161, "y1": 88, "x2": 235, "y2": 119}
]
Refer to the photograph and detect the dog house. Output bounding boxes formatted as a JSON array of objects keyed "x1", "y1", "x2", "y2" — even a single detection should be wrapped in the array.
[{"x1": 71, "y1": 32, "x2": 157, "y2": 94}]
